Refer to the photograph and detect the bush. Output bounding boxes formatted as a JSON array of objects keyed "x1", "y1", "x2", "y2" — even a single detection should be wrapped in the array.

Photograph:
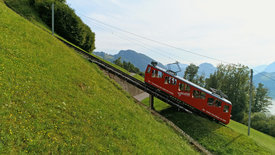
[{"x1": 243, "y1": 113, "x2": 275, "y2": 137}]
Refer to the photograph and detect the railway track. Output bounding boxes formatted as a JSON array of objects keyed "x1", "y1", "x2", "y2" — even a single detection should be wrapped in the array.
[{"x1": 58, "y1": 38, "x2": 212, "y2": 154}]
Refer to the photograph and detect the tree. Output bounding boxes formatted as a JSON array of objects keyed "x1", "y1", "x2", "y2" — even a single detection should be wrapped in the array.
[
  {"x1": 205, "y1": 64, "x2": 250, "y2": 121},
  {"x1": 184, "y1": 63, "x2": 199, "y2": 82},
  {"x1": 196, "y1": 74, "x2": 206, "y2": 87},
  {"x1": 252, "y1": 83, "x2": 272, "y2": 113},
  {"x1": 113, "y1": 57, "x2": 122, "y2": 67}
]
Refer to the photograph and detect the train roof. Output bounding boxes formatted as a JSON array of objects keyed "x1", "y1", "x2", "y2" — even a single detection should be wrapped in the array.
[{"x1": 149, "y1": 64, "x2": 232, "y2": 105}]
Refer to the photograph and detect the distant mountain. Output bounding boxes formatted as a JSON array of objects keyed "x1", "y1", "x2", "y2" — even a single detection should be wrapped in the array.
[
  {"x1": 165, "y1": 62, "x2": 216, "y2": 78},
  {"x1": 94, "y1": 50, "x2": 217, "y2": 78},
  {"x1": 198, "y1": 63, "x2": 216, "y2": 77},
  {"x1": 254, "y1": 72, "x2": 275, "y2": 99},
  {"x1": 94, "y1": 50, "x2": 165, "y2": 72},
  {"x1": 94, "y1": 51, "x2": 115, "y2": 62},
  {"x1": 265, "y1": 61, "x2": 275, "y2": 73},
  {"x1": 253, "y1": 65, "x2": 268, "y2": 73}
]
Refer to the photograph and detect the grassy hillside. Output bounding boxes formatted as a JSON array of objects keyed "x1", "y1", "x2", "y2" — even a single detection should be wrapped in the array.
[
  {"x1": 0, "y1": 1, "x2": 198, "y2": 154},
  {"x1": 4, "y1": 0, "x2": 145, "y2": 82},
  {"x1": 142, "y1": 98, "x2": 275, "y2": 154}
]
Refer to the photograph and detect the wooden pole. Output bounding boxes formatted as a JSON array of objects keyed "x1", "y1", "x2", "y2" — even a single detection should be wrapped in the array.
[{"x1": 248, "y1": 69, "x2": 253, "y2": 136}]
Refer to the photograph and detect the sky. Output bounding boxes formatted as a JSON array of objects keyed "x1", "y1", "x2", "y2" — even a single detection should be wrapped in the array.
[{"x1": 66, "y1": 0, "x2": 275, "y2": 67}]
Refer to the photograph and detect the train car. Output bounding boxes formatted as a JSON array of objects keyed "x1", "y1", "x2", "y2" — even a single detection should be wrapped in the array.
[{"x1": 144, "y1": 64, "x2": 232, "y2": 124}]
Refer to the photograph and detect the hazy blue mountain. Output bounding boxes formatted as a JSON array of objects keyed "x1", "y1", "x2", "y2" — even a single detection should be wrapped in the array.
[
  {"x1": 94, "y1": 50, "x2": 165, "y2": 72},
  {"x1": 165, "y1": 63, "x2": 216, "y2": 78},
  {"x1": 165, "y1": 63, "x2": 187, "y2": 77},
  {"x1": 265, "y1": 61, "x2": 275, "y2": 73},
  {"x1": 253, "y1": 64, "x2": 268, "y2": 73},
  {"x1": 198, "y1": 63, "x2": 216, "y2": 77},
  {"x1": 94, "y1": 51, "x2": 115, "y2": 62},
  {"x1": 254, "y1": 72, "x2": 275, "y2": 99}
]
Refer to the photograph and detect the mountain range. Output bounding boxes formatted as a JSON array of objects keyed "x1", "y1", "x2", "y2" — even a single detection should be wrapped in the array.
[
  {"x1": 94, "y1": 50, "x2": 216, "y2": 77},
  {"x1": 253, "y1": 62, "x2": 275, "y2": 73},
  {"x1": 254, "y1": 72, "x2": 275, "y2": 99},
  {"x1": 94, "y1": 50, "x2": 166, "y2": 72},
  {"x1": 94, "y1": 50, "x2": 275, "y2": 99}
]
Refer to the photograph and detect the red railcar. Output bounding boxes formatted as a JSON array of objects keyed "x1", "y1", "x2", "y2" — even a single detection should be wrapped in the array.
[{"x1": 144, "y1": 64, "x2": 232, "y2": 124}]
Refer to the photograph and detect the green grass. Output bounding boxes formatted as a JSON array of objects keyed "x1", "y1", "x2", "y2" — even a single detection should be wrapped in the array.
[
  {"x1": 4, "y1": 0, "x2": 145, "y2": 82},
  {"x1": 0, "y1": 2, "x2": 198, "y2": 154},
  {"x1": 142, "y1": 97, "x2": 275, "y2": 154},
  {"x1": 228, "y1": 121, "x2": 275, "y2": 153}
]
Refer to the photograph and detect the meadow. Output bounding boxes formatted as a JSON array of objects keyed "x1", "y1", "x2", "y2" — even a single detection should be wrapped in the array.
[
  {"x1": 142, "y1": 97, "x2": 275, "y2": 154},
  {"x1": 0, "y1": 1, "x2": 198, "y2": 153}
]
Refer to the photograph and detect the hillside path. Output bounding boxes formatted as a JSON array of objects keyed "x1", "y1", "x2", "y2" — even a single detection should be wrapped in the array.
[{"x1": 134, "y1": 92, "x2": 149, "y2": 101}]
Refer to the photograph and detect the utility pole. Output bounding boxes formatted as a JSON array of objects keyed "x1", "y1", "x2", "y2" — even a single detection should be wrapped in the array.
[
  {"x1": 52, "y1": 3, "x2": 54, "y2": 36},
  {"x1": 248, "y1": 69, "x2": 253, "y2": 136}
]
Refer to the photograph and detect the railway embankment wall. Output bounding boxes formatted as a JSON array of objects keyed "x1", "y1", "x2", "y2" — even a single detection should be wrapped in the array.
[{"x1": 101, "y1": 69, "x2": 144, "y2": 96}]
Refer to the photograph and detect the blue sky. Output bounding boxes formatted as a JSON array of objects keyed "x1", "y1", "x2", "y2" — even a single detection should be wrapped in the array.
[{"x1": 66, "y1": 0, "x2": 275, "y2": 67}]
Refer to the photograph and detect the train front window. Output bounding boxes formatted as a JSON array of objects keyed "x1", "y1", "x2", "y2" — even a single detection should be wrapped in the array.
[
  {"x1": 152, "y1": 70, "x2": 158, "y2": 77},
  {"x1": 179, "y1": 83, "x2": 184, "y2": 91},
  {"x1": 223, "y1": 105, "x2": 229, "y2": 113},
  {"x1": 147, "y1": 67, "x2": 151, "y2": 73}
]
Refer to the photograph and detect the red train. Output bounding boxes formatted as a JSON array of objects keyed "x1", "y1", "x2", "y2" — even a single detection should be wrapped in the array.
[{"x1": 144, "y1": 64, "x2": 232, "y2": 124}]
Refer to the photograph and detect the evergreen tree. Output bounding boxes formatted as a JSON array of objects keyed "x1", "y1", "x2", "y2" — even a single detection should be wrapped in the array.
[{"x1": 252, "y1": 83, "x2": 272, "y2": 113}]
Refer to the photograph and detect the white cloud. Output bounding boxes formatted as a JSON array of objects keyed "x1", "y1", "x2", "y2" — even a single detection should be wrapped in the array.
[{"x1": 67, "y1": 0, "x2": 275, "y2": 66}]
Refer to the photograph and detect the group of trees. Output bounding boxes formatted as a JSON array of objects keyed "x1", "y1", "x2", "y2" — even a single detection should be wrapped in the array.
[
  {"x1": 183, "y1": 63, "x2": 274, "y2": 137},
  {"x1": 6, "y1": 0, "x2": 95, "y2": 52},
  {"x1": 31, "y1": 0, "x2": 95, "y2": 52},
  {"x1": 114, "y1": 57, "x2": 144, "y2": 77}
]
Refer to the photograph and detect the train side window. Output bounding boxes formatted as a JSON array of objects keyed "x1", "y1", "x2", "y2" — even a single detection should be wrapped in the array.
[
  {"x1": 207, "y1": 98, "x2": 215, "y2": 106},
  {"x1": 165, "y1": 76, "x2": 169, "y2": 84},
  {"x1": 174, "y1": 79, "x2": 177, "y2": 85},
  {"x1": 147, "y1": 67, "x2": 151, "y2": 73},
  {"x1": 179, "y1": 83, "x2": 184, "y2": 91},
  {"x1": 193, "y1": 90, "x2": 200, "y2": 98},
  {"x1": 200, "y1": 92, "x2": 206, "y2": 99},
  {"x1": 168, "y1": 77, "x2": 172, "y2": 84},
  {"x1": 193, "y1": 90, "x2": 206, "y2": 99},
  {"x1": 223, "y1": 105, "x2": 229, "y2": 113},
  {"x1": 215, "y1": 100, "x2": 222, "y2": 107},
  {"x1": 158, "y1": 71, "x2": 163, "y2": 78},
  {"x1": 185, "y1": 84, "x2": 190, "y2": 92}
]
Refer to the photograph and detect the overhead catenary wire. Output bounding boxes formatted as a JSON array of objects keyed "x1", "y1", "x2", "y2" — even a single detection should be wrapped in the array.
[
  {"x1": 78, "y1": 13, "x2": 228, "y2": 64},
  {"x1": 83, "y1": 17, "x2": 179, "y2": 63},
  {"x1": 76, "y1": 12, "x2": 275, "y2": 82}
]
